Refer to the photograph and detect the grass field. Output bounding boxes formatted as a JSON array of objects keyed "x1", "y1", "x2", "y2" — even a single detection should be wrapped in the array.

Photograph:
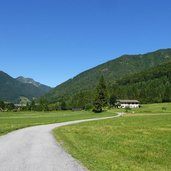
[
  {"x1": 132, "y1": 102, "x2": 171, "y2": 113},
  {"x1": 0, "y1": 109, "x2": 119, "y2": 136},
  {"x1": 54, "y1": 103, "x2": 171, "y2": 171}
]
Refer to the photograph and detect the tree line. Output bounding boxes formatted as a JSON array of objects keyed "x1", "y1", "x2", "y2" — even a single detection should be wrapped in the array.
[
  {"x1": 49, "y1": 61, "x2": 171, "y2": 111},
  {"x1": 1, "y1": 61, "x2": 171, "y2": 112}
]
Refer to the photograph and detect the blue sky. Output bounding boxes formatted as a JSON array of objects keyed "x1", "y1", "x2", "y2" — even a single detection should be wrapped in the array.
[{"x1": 0, "y1": 0, "x2": 171, "y2": 87}]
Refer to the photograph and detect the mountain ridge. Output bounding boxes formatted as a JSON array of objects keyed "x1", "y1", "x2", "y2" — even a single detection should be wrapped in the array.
[
  {"x1": 0, "y1": 71, "x2": 51, "y2": 103},
  {"x1": 44, "y1": 48, "x2": 171, "y2": 102},
  {"x1": 16, "y1": 76, "x2": 52, "y2": 93},
  {"x1": 16, "y1": 76, "x2": 41, "y2": 87}
]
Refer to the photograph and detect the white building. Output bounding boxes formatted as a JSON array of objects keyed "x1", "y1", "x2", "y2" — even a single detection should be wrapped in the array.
[{"x1": 116, "y1": 100, "x2": 140, "y2": 108}]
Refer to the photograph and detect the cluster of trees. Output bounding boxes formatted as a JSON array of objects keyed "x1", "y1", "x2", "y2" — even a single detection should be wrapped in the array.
[
  {"x1": 0, "y1": 99, "x2": 53, "y2": 112},
  {"x1": 0, "y1": 101, "x2": 15, "y2": 111},
  {"x1": 0, "y1": 98, "x2": 86, "y2": 112},
  {"x1": 7, "y1": 76, "x2": 108, "y2": 113},
  {"x1": 46, "y1": 76, "x2": 112, "y2": 112}
]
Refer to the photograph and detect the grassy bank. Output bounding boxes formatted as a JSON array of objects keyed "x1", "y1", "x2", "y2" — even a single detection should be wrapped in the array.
[
  {"x1": 54, "y1": 103, "x2": 171, "y2": 171},
  {"x1": 0, "y1": 109, "x2": 119, "y2": 136}
]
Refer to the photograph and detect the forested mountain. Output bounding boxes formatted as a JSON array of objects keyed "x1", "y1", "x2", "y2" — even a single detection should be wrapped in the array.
[
  {"x1": 0, "y1": 71, "x2": 51, "y2": 103},
  {"x1": 16, "y1": 76, "x2": 51, "y2": 93},
  {"x1": 45, "y1": 60, "x2": 171, "y2": 109},
  {"x1": 110, "y1": 61, "x2": 171, "y2": 103},
  {"x1": 44, "y1": 48, "x2": 171, "y2": 103}
]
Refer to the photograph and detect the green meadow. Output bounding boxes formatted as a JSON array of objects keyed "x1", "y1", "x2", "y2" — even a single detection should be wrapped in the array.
[
  {"x1": 133, "y1": 103, "x2": 171, "y2": 113},
  {"x1": 1, "y1": 103, "x2": 171, "y2": 170},
  {"x1": 54, "y1": 103, "x2": 171, "y2": 171},
  {"x1": 0, "y1": 110, "x2": 119, "y2": 136}
]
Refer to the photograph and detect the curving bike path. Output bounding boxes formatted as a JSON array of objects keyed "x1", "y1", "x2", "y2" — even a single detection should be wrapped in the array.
[{"x1": 0, "y1": 113, "x2": 122, "y2": 171}]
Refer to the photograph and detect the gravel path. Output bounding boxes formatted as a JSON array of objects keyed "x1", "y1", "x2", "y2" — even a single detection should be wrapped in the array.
[{"x1": 0, "y1": 113, "x2": 121, "y2": 171}]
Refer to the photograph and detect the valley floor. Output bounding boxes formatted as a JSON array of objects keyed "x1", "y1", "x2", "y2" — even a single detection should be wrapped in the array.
[
  {"x1": 0, "y1": 115, "x2": 120, "y2": 171},
  {"x1": 0, "y1": 103, "x2": 170, "y2": 171},
  {"x1": 0, "y1": 110, "x2": 118, "y2": 136},
  {"x1": 54, "y1": 103, "x2": 171, "y2": 171}
]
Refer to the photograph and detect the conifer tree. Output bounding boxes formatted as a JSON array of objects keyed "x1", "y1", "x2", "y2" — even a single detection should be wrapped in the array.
[{"x1": 93, "y1": 76, "x2": 108, "y2": 112}]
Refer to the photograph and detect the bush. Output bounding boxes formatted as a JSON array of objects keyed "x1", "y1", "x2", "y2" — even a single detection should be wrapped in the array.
[
  {"x1": 85, "y1": 103, "x2": 93, "y2": 111},
  {"x1": 92, "y1": 101, "x2": 102, "y2": 113}
]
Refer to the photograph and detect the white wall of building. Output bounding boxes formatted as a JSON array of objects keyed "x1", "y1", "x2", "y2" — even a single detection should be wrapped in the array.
[{"x1": 120, "y1": 104, "x2": 139, "y2": 108}]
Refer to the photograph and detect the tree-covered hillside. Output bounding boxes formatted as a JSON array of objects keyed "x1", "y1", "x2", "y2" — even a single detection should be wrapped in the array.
[
  {"x1": 110, "y1": 61, "x2": 171, "y2": 103},
  {"x1": 49, "y1": 61, "x2": 171, "y2": 109},
  {"x1": 0, "y1": 71, "x2": 50, "y2": 103},
  {"x1": 44, "y1": 48, "x2": 171, "y2": 102}
]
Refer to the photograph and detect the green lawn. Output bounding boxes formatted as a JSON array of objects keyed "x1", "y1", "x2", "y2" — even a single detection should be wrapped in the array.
[
  {"x1": 54, "y1": 103, "x2": 171, "y2": 171},
  {"x1": 0, "y1": 110, "x2": 119, "y2": 136},
  {"x1": 1, "y1": 103, "x2": 171, "y2": 170},
  {"x1": 131, "y1": 102, "x2": 171, "y2": 113}
]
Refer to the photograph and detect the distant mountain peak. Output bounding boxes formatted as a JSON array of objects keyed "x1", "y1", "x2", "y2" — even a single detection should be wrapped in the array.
[
  {"x1": 0, "y1": 72, "x2": 52, "y2": 103},
  {"x1": 16, "y1": 76, "x2": 52, "y2": 93},
  {"x1": 16, "y1": 76, "x2": 41, "y2": 87}
]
